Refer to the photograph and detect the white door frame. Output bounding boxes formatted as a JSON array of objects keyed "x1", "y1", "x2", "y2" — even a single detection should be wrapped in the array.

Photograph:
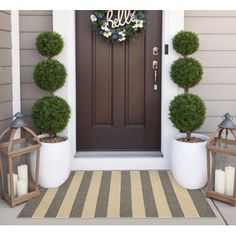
[{"x1": 53, "y1": 10, "x2": 184, "y2": 170}]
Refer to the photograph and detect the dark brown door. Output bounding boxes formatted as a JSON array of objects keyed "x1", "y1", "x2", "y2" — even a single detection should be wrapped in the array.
[{"x1": 76, "y1": 11, "x2": 162, "y2": 151}]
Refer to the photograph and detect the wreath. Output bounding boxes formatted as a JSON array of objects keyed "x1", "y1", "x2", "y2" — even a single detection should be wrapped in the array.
[{"x1": 90, "y1": 10, "x2": 146, "y2": 44}]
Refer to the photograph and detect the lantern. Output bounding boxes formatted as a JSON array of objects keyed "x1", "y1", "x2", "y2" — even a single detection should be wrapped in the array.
[
  {"x1": 206, "y1": 113, "x2": 236, "y2": 206},
  {"x1": 0, "y1": 112, "x2": 41, "y2": 207}
]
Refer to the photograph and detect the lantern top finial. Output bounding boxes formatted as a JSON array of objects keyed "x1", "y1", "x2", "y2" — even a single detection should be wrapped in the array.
[
  {"x1": 11, "y1": 112, "x2": 28, "y2": 128},
  {"x1": 218, "y1": 113, "x2": 236, "y2": 129}
]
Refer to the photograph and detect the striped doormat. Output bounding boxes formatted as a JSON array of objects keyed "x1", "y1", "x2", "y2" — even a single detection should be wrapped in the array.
[{"x1": 18, "y1": 170, "x2": 215, "y2": 218}]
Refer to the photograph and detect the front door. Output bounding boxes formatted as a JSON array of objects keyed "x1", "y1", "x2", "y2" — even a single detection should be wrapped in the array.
[{"x1": 76, "y1": 11, "x2": 162, "y2": 151}]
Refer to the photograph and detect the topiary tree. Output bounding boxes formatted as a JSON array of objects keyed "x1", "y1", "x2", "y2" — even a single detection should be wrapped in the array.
[
  {"x1": 170, "y1": 57, "x2": 203, "y2": 92},
  {"x1": 172, "y1": 31, "x2": 199, "y2": 56},
  {"x1": 32, "y1": 32, "x2": 71, "y2": 139},
  {"x1": 32, "y1": 96, "x2": 71, "y2": 135},
  {"x1": 169, "y1": 31, "x2": 206, "y2": 141},
  {"x1": 36, "y1": 32, "x2": 64, "y2": 58},
  {"x1": 33, "y1": 59, "x2": 66, "y2": 94}
]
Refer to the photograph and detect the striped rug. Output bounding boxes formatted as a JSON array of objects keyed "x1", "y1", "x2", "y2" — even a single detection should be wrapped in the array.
[{"x1": 18, "y1": 170, "x2": 215, "y2": 218}]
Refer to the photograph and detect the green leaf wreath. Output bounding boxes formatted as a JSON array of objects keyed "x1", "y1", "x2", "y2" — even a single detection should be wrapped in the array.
[{"x1": 90, "y1": 10, "x2": 146, "y2": 44}]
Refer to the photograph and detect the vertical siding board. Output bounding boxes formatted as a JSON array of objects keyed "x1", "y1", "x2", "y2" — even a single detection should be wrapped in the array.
[
  {"x1": 185, "y1": 10, "x2": 236, "y2": 133},
  {"x1": 19, "y1": 10, "x2": 53, "y2": 128}
]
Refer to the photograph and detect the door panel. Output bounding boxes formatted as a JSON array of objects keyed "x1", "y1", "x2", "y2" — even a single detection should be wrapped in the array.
[{"x1": 76, "y1": 11, "x2": 162, "y2": 151}]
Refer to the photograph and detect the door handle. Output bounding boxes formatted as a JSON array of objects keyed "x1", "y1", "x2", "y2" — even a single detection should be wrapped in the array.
[
  {"x1": 153, "y1": 60, "x2": 158, "y2": 69},
  {"x1": 153, "y1": 60, "x2": 158, "y2": 91}
]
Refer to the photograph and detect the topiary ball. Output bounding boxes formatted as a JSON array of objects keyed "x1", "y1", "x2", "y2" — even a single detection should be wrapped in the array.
[
  {"x1": 170, "y1": 57, "x2": 203, "y2": 90},
  {"x1": 169, "y1": 93, "x2": 206, "y2": 132},
  {"x1": 173, "y1": 31, "x2": 199, "y2": 56},
  {"x1": 32, "y1": 96, "x2": 71, "y2": 136},
  {"x1": 36, "y1": 32, "x2": 64, "y2": 57},
  {"x1": 34, "y1": 59, "x2": 67, "y2": 93}
]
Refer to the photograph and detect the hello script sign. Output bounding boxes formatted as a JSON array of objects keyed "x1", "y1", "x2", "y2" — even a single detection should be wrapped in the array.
[{"x1": 106, "y1": 10, "x2": 136, "y2": 28}]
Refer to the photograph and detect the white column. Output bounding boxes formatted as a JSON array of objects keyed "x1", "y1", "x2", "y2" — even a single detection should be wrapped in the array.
[
  {"x1": 53, "y1": 11, "x2": 76, "y2": 156},
  {"x1": 161, "y1": 11, "x2": 184, "y2": 168},
  {"x1": 11, "y1": 11, "x2": 21, "y2": 139}
]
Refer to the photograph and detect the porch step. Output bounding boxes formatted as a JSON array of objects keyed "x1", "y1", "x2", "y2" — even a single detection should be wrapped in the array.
[{"x1": 75, "y1": 151, "x2": 163, "y2": 158}]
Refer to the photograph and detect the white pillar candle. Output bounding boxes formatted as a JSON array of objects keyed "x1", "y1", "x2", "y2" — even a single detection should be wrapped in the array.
[
  {"x1": 17, "y1": 164, "x2": 28, "y2": 190},
  {"x1": 215, "y1": 169, "x2": 225, "y2": 194},
  {"x1": 16, "y1": 179, "x2": 27, "y2": 197},
  {"x1": 7, "y1": 173, "x2": 18, "y2": 196},
  {"x1": 225, "y1": 166, "x2": 235, "y2": 196}
]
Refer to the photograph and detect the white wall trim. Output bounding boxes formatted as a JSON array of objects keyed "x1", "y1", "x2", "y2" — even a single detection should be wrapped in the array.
[
  {"x1": 11, "y1": 10, "x2": 21, "y2": 139},
  {"x1": 53, "y1": 10, "x2": 184, "y2": 170},
  {"x1": 53, "y1": 11, "x2": 76, "y2": 157},
  {"x1": 160, "y1": 10, "x2": 184, "y2": 169}
]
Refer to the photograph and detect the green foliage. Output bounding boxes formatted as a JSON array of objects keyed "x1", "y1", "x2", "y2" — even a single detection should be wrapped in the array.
[
  {"x1": 32, "y1": 96, "x2": 71, "y2": 136},
  {"x1": 172, "y1": 31, "x2": 199, "y2": 56},
  {"x1": 36, "y1": 32, "x2": 64, "y2": 57},
  {"x1": 170, "y1": 58, "x2": 203, "y2": 90},
  {"x1": 33, "y1": 59, "x2": 66, "y2": 93},
  {"x1": 169, "y1": 94, "x2": 206, "y2": 132},
  {"x1": 32, "y1": 31, "x2": 70, "y2": 139},
  {"x1": 169, "y1": 30, "x2": 206, "y2": 139}
]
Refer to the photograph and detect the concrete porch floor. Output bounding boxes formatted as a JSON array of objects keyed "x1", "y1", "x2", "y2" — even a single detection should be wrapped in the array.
[{"x1": 0, "y1": 195, "x2": 235, "y2": 225}]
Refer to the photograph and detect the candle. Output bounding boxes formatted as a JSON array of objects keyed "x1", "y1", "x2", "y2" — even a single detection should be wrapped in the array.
[
  {"x1": 7, "y1": 173, "x2": 18, "y2": 196},
  {"x1": 225, "y1": 166, "x2": 235, "y2": 196},
  {"x1": 16, "y1": 179, "x2": 27, "y2": 197},
  {"x1": 17, "y1": 164, "x2": 28, "y2": 190},
  {"x1": 215, "y1": 169, "x2": 225, "y2": 194}
]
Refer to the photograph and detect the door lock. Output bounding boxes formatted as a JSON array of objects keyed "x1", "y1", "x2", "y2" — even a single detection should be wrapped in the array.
[{"x1": 153, "y1": 47, "x2": 158, "y2": 56}]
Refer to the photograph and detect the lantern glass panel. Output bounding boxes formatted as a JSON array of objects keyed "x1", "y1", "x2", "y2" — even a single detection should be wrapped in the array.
[
  {"x1": 1, "y1": 150, "x2": 38, "y2": 197},
  {"x1": 210, "y1": 143, "x2": 236, "y2": 195},
  {"x1": 1, "y1": 154, "x2": 9, "y2": 195},
  {"x1": 12, "y1": 136, "x2": 37, "y2": 150}
]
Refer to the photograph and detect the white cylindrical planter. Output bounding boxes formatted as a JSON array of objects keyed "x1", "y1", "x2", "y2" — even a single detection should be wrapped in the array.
[
  {"x1": 171, "y1": 133, "x2": 208, "y2": 189},
  {"x1": 31, "y1": 135, "x2": 72, "y2": 188}
]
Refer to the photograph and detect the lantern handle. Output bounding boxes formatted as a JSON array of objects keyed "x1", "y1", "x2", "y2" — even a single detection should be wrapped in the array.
[
  {"x1": 7, "y1": 128, "x2": 17, "y2": 152},
  {"x1": 206, "y1": 128, "x2": 222, "y2": 146},
  {"x1": 23, "y1": 126, "x2": 41, "y2": 144},
  {"x1": 0, "y1": 127, "x2": 11, "y2": 143}
]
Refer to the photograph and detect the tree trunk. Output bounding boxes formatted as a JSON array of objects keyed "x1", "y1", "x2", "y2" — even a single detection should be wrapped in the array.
[
  {"x1": 49, "y1": 133, "x2": 55, "y2": 139},
  {"x1": 187, "y1": 131, "x2": 191, "y2": 141},
  {"x1": 184, "y1": 87, "x2": 189, "y2": 93}
]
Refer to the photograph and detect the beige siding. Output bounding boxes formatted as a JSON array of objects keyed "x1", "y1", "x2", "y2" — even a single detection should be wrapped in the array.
[
  {"x1": 19, "y1": 10, "x2": 53, "y2": 128},
  {"x1": 0, "y1": 10, "x2": 12, "y2": 133},
  {"x1": 185, "y1": 10, "x2": 236, "y2": 133}
]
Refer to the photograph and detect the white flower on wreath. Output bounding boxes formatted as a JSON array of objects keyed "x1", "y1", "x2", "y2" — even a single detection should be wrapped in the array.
[
  {"x1": 101, "y1": 23, "x2": 109, "y2": 31},
  {"x1": 118, "y1": 30, "x2": 126, "y2": 37},
  {"x1": 132, "y1": 19, "x2": 144, "y2": 29},
  {"x1": 119, "y1": 36, "x2": 126, "y2": 42},
  {"x1": 103, "y1": 30, "x2": 112, "y2": 38},
  {"x1": 90, "y1": 15, "x2": 97, "y2": 22}
]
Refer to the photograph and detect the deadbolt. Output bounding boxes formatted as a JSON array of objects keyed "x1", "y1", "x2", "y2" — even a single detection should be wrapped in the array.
[{"x1": 153, "y1": 47, "x2": 158, "y2": 56}]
